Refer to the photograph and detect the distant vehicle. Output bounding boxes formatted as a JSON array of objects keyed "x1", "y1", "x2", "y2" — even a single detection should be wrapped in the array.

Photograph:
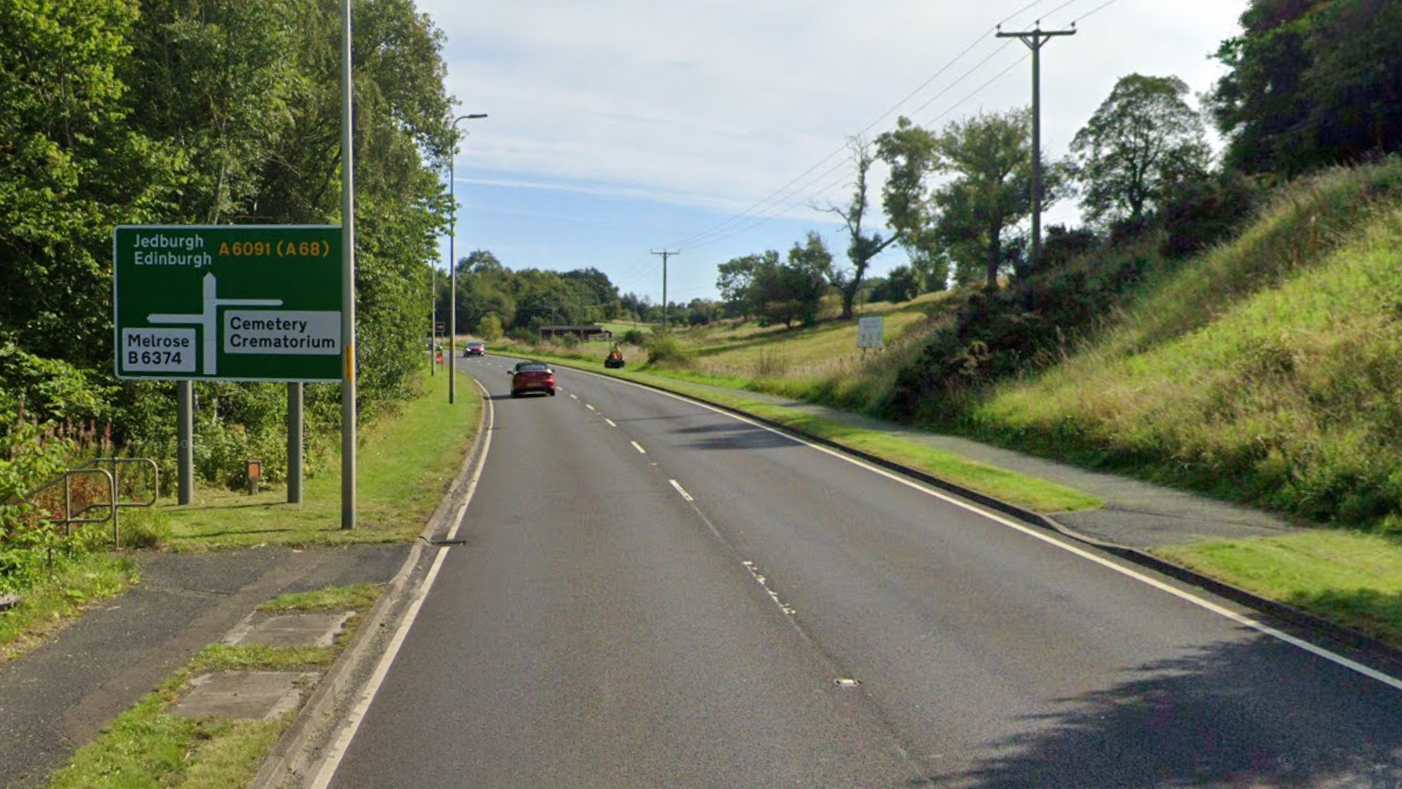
[
  {"x1": 510, "y1": 361, "x2": 556, "y2": 397},
  {"x1": 605, "y1": 346, "x2": 625, "y2": 369},
  {"x1": 464, "y1": 341, "x2": 486, "y2": 357}
]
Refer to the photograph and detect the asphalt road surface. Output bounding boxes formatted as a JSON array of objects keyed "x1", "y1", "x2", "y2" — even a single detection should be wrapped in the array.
[{"x1": 325, "y1": 356, "x2": 1402, "y2": 789}]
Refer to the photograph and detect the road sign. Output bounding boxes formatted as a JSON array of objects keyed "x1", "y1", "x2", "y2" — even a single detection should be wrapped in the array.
[
  {"x1": 858, "y1": 315, "x2": 884, "y2": 349},
  {"x1": 113, "y1": 226, "x2": 343, "y2": 382}
]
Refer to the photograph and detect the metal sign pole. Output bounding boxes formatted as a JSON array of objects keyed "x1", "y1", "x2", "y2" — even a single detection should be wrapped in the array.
[{"x1": 340, "y1": 0, "x2": 357, "y2": 529}]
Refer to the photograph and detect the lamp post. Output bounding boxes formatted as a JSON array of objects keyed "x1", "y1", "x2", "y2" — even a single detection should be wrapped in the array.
[{"x1": 448, "y1": 112, "x2": 487, "y2": 404}]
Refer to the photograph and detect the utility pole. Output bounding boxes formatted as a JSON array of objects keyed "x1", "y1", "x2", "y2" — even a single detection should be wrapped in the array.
[
  {"x1": 340, "y1": 0, "x2": 357, "y2": 529},
  {"x1": 651, "y1": 249, "x2": 678, "y2": 330},
  {"x1": 997, "y1": 22, "x2": 1075, "y2": 274}
]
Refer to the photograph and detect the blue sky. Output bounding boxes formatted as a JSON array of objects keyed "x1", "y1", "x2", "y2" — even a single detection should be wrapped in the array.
[{"x1": 420, "y1": 0, "x2": 1246, "y2": 305}]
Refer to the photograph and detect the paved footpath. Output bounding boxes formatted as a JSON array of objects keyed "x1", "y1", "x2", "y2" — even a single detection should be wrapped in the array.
[
  {"x1": 0, "y1": 544, "x2": 407, "y2": 789},
  {"x1": 667, "y1": 379, "x2": 1299, "y2": 548}
]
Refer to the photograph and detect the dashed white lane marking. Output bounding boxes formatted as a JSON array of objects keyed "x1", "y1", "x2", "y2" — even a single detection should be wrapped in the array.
[
  {"x1": 669, "y1": 479, "x2": 694, "y2": 502},
  {"x1": 308, "y1": 379, "x2": 496, "y2": 789},
  {"x1": 562, "y1": 366, "x2": 1402, "y2": 693},
  {"x1": 631, "y1": 441, "x2": 647, "y2": 454},
  {"x1": 570, "y1": 393, "x2": 579, "y2": 400},
  {"x1": 604, "y1": 418, "x2": 617, "y2": 428},
  {"x1": 586, "y1": 404, "x2": 596, "y2": 411},
  {"x1": 742, "y1": 560, "x2": 795, "y2": 616}
]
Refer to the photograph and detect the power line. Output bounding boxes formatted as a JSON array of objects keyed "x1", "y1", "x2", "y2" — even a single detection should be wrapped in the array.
[
  {"x1": 1071, "y1": 0, "x2": 1119, "y2": 23},
  {"x1": 661, "y1": 0, "x2": 1056, "y2": 251}
]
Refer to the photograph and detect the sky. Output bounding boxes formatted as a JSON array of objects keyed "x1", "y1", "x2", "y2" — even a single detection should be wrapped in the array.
[{"x1": 416, "y1": 0, "x2": 1247, "y2": 306}]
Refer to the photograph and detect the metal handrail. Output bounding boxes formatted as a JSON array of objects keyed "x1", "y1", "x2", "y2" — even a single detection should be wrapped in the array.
[
  {"x1": 89, "y1": 458, "x2": 159, "y2": 548},
  {"x1": 16, "y1": 467, "x2": 116, "y2": 532},
  {"x1": 13, "y1": 458, "x2": 158, "y2": 549}
]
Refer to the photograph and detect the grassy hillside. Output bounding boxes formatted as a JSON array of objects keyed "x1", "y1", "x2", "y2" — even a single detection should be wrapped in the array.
[{"x1": 968, "y1": 160, "x2": 1402, "y2": 530}]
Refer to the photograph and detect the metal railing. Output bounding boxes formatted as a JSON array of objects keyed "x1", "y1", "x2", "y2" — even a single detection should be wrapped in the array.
[{"x1": 16, "y1": 458, "x2": 159, "y2": 549}]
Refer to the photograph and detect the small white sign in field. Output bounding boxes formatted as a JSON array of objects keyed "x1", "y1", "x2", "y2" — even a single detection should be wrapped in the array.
[{"x1": 858, "y1": 316, "x2": 884, "y2": 350}]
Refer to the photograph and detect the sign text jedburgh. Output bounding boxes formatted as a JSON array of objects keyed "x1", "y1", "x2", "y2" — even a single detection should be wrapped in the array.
[{"x1": 113, "y1": 226, "x2": 343, "y2": 382}]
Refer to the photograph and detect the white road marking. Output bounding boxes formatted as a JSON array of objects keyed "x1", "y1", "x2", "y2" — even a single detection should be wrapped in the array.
[
  {"x1": 570, "y1": 393, "x2": 578, "y2": 400},
  {"x1": 307, "y1": 380, "x2": 496, "y2": 789},
  {"x1": 631, "y1": 441, "x2": 647, "y2": 454},
  {"x1": 669, "y1": 479, "x2": 694, "y2": 501},
  {"x1": 569, "y1": 367, "x2": 1402, "y2": 692},
  {"x1": 604, "y1": 418, "x2": 617, "y2": 428},
  {"x1": 586, "y1": 404, "x2": 595, "y2": 411},
  {"x1": 741, "y1": 559, "x2": 795, "y2": 616}
]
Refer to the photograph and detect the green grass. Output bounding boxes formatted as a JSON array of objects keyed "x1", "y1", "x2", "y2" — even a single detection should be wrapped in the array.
[
  {"x1": 968, "y1": 161, "x2": 1402, "y2": 528},
  {"x1": 0, "y1": 552, "x2": 141, "y2": 665},
  {"x1": 1159, "y1": 531, "x2": 1402, "y2": 646},
  {"x1": 258, "y1": 583, "x2": 379, "y2": 613},
  {"x1": 46, "y1": 584, "x2": 378, "y2": 789},
  {"x1": 161, "y1": 367, "x2": 480, "y2": 549}
]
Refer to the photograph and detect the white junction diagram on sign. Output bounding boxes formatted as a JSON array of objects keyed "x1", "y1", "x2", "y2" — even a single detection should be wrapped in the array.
[{"x1": 140, "y1": 272, "x2": 341, "y2": 376}]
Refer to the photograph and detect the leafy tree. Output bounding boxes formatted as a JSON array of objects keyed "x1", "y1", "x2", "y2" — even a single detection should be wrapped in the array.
[
  {"x1": 752, "y1": 241, "x2": 829, "y2": 329},
  {"x1": 1210, "y1": 0, "x2": 1402, "y2": 175},
  {"x1": 819, "y1": 137, "x2": 899, "y2": 318},
  {"x1": 870, "y1": 265, "x2": 920, "y2": 304},
  {"x1": 0, "y1": 0, "x2": 168, "y2": 372},
  {"x1": 1069, "y1": 74, "x2": 1211, "y2": 228},
  {"x1": 875, "y1": 117, "x2": 948, "y2": 292},
  {"x1": 716, "y1": 251, "x2": 776, "y2": 319},
  {"x1": 931, "y1": 109, "x2": 1042, "y2": 291},
  {"x1": 477, "y1": 314, "x2": 503, "y2": 342}
]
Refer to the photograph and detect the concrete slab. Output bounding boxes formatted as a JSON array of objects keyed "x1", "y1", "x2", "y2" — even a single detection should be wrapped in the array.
[
  {"x1": 170, "y1": 671, "x2": 318, "y2": 721},
  {"x1": 224, "y1": 611, "x2": 355, "y2": 648}
]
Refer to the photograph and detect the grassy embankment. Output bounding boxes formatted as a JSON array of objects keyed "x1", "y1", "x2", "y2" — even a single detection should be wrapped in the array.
[
  {"x1": 46, "y1": 584, "x2": 381, "y2": 789},
  {"x1": 968, "y1": 161, "x2": 1402, "y2": 642},
  {"x1": 524, "y1": 160, "x2": 1402, "y2": 646},
  {"x1": 158, "y1": 366, "x2": 480, "y2": 549}
]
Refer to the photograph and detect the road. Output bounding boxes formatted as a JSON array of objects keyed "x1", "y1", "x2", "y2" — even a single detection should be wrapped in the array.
[{"x1": 324, "y1": 356, "x2": 1402, "y2": 788}]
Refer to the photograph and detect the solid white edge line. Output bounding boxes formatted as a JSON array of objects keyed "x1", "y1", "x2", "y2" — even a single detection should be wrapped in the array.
[
  {"x1": 577, "y1": 369, "x2": 1402, "y2": 693},
  {"x1": 631, "y1": 440, "x2": 647, "y2": 454},
  {"x1": 307, "y1": 380, "x2": 497, "y2": 789},
  {"x1": 669, "y1": 479, "x2": 694, "y2": 502}
]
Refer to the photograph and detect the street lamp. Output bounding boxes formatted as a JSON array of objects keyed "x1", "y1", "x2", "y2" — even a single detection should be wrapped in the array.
[{"x1": 448, "y1": 112, "x2": 487, "y2": 404}]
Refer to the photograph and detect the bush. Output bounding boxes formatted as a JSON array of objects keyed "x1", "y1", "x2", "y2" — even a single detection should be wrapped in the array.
[
  {"x1": 643, "y1": 332, "x2": 694, "y2": 368},
  {"x1": 621, "y1": 328, "x2": 646, "y2": 346}
]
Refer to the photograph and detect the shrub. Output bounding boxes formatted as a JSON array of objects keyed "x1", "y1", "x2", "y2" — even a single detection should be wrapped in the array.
[{"x1": 643, "y1": 332, "x2": 693, "y2": 368}]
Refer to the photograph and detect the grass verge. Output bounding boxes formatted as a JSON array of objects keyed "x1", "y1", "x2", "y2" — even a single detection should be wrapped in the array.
[
  {"x1": 162, "y1": 368, "x2": 480, "y2": 550},
  {"x1": 1158, "y1": 532, "x2": 1402, "y2": 647},
  {"x1": 45, "y1": 583, "x2": 380, "y2": 789},
  {"x1": 0, "y1": 553, "x2": 141, "y2": 666}
]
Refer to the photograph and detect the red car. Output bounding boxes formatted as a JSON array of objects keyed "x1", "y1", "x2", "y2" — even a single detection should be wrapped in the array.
[{"x1": 510, "y1": 361, "x2": 556, "y2": 397}]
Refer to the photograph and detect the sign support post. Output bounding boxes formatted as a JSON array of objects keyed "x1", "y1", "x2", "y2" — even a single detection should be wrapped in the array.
[
  {"x1": 287, "y1": 382, "x2": 303, "y2": 503},
  {"x1": 340, "y1": 0, "x2": 357, "y2": 530},
  {"x1": 177, "y1": 381, "x2": 194, "y2": 504}
]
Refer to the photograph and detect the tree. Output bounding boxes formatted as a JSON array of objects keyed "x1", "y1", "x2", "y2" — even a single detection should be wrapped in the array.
[
  {"x1": 820, "y1": 137, "x2": 900, "y2": 318},
  {"x1": 931, "y1": 109, "x2": 1041, "y2": 291},
  {"x1": 477, "y1": 313, "x2": 503, "y2": 341},
  {"x1": 1209, "y1": 0, "x2": 1402, "y2": 175},
  {"x1": 870, "y1": 265, "x2": 920, "y2": 304},
  {"x1": 876, "y1": 117, "x2": 948, "y2": 292},
  {"x1": 750, "y1": 246, "x2": 827, "y2": 329},
  {"x1": 716, "y1": 251, "x2": 775, "y2": 318},
  {"x1": 1070, "y1": 74, "x2": 1211, "y2": 229}
]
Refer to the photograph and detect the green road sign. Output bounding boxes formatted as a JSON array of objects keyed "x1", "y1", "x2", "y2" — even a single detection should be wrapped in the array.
[{"x1": 113, "y1": 225, "x2": 343, "y2": 382}]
